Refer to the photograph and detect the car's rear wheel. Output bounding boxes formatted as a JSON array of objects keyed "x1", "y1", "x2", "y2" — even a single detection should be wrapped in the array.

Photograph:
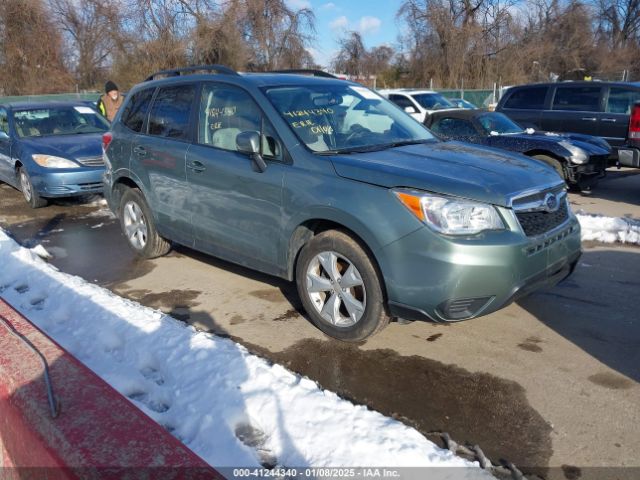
[
  {"x1": 18, "y1": 167, "x2": 47, "y2": 209},
  {"x1": 119, "y1": 188, "x2": 170, "y2": 258},
  {"x1": 296, "y1": 230, "x2": 389, "y2": 342},
  {"x1": 532, "y1": 154, "x2": 566, "y2": 181}
]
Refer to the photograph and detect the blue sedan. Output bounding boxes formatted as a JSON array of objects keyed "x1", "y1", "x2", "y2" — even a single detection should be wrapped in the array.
[{"x1": 0, "y1": 101, "x2": 110, "y2": 208}]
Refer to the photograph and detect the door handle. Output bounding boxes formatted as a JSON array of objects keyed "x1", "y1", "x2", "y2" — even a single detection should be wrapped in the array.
[
  {"x1": 187, "y1": 160, "x2": 206, "y2": 173},
  {"x1": 601, "y1": 118, "x2": 617, "y2": 123},
  {"x1": 580, "y1": 117, "x2": 597, "y2": 121},
  {"x1": 133, "y1": 146, "x2": 147, "y2": 156}
]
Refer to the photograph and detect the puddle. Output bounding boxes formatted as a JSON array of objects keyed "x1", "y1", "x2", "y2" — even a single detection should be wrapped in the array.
[
  {"x1": 249, "y1": 289, "x2": 287, "y2": 303},
  {"x1": 243, "y1": 338, "x2": 553, "y2": 474},
  {"x1": 120, "y1": 288, "x2": 202, "y2": 310},
  {"x1": 1, "y1": 186, "x2": 155, "y2": 287},
  {"x1": 588, "y1": 372, "x2": 633, "y2": 390}
]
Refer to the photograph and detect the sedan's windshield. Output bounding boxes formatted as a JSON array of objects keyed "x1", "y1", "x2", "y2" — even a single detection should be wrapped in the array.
[
  {"x1": 477, "y1": 112, "x2": 523, "y2": 134},
  {"x1": 264, "y1": 84, "x2": 435, "y2": 153},
  {"x1": 13, "y1": 106, "x2": 109, "y2": 138},
  {"x1": 411, "y1": 93, "x2": 455, "y2": 110}
]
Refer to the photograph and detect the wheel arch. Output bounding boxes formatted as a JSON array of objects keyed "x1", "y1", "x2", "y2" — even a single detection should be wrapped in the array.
[
  {"x1": 524, "y1": 149, "x2": 567, "y2": 163},
  {"x1": 108, "y1": 172, "x2": 150, "y2": 218},
  {"x1": 286, "y1": 218, "x2": 389, "y2": 304}
]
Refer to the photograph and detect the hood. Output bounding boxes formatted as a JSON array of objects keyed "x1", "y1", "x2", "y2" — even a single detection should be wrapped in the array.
[
  {"x1": 20, "y1": 133, "x2": 104, "y2": 161},
  {"x1": 499, "y1": 130, "x2": 611, "y2": 155},
  {"x1": 330, "y1": 141, "x2": 562, "y2": 207}
]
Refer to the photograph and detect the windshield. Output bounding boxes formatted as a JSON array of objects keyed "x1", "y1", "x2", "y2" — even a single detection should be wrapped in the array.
[
  {"x1": 477, "y1": 112, "x2": 523, "y2": 134},
  {"x1": 411, "y1": 93, "x2": 455, "y2": 110},
  {"x1": 13, "y1": 105, "x2": 110, "y2": 138},
  {"x1": 264, "y1": 84, "x2": 435, "y2": 153}
]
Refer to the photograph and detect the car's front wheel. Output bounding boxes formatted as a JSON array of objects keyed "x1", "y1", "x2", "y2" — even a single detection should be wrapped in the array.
[
  {"x1": 532, "y1": 154, "x2": 567, "y2": 181},
  {"x1": 119, "y1": 188, "x2": 170, "y2": 258},
  {"x1": 18, "y1": 167, "x2": 48, "y2": 209},
  {"x1": 296, "y1": 230, "x2": 389, "y2": 342}
]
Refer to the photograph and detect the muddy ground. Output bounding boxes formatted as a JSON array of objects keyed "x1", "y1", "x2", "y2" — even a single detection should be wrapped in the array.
[{"x1": 1, "y1": 169, "x2": 639, "y2": 480}]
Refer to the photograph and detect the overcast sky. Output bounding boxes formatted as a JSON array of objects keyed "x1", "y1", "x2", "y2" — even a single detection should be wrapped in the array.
[{"x1": 286, "y1": 0, "x2": 403, "y2": 68}]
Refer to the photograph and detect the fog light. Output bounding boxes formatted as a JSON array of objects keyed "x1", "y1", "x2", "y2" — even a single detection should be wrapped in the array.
[{"x1": 438, "y1": 296, "x2": 494, "y2": 320}]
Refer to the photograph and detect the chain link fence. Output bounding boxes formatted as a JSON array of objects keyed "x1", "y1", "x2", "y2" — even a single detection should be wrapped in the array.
[{"x1": 0, "y1": 93, "x2": 100, "y2": 103}]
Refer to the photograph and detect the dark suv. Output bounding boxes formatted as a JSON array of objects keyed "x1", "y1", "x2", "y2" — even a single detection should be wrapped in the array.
[
  {"x1": 496, "y1": 81, "x2": 640, "y2": 167},
  {"x1": 103, "y1": 66, "x2": 581, "y2": 341}
]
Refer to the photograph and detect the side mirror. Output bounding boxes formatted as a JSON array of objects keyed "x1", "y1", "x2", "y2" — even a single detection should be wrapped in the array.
[
  {"x1": 404, "y1": 106, "x2": 417, "y2": 114},
  {"x1": 0, "y1": 131, "x2": 9, "y2": 141},
  {"x1": 236, "y1": 130, "x2": 260, "y2": 154},
  {"x1": 236, "y1": 131, "x2": 267, "y2": 173}
]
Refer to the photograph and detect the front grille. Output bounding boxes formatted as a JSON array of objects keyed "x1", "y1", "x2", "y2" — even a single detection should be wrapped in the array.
[
  {"x1": 516, "y1": 200, "x2": 569, "y2": 237},
  {"x1": 79, "y1": 182, "x2": 103, "y2": 191},
  {"x1": 511, "y1": 185, "x2": 565, "y2": 210},
  {"x1": 77, "y1": 156, "x2": 104, "y2": 167}
]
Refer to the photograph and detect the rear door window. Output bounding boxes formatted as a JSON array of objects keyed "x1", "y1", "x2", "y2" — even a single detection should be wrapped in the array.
[
  {"x1": 122, "y1": 88, "x2": 155, "y2": 133},
  {"x1": 147, "y1": 84, "x2": 196, "y2": 140},
  {"x1": 503, "y1": 87, "x2": 548, "y2": 109},
  {"x1": 606, "y1": 87, "x2": 640, "y2": 114},
  {"x1": 552, "y1": 86, "x2": 602, "y2": 112}
]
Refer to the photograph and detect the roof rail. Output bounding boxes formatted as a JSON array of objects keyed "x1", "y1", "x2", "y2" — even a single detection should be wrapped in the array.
[
  {"x1": 267, "y1": 69, "x2": 337, "y2": 79},
  {"x1": 144, "y1": 65, "x2": 239, "y2": 82}
]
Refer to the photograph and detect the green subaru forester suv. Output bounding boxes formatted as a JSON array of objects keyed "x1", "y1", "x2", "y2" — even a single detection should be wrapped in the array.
[{"x1": 103, "y1": 66, "x2": 581, "y2": 341}]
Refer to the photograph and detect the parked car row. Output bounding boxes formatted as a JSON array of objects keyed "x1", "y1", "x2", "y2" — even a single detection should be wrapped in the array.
[
  {"x1": 384, "y1": 81, "x2": 640, "y2": 190},
  {"x1": 11, "y1": 69, "x2": 630, "y2": 342},
  {"x1": 495, "y1": 81, "x2": 640, "y2": 168},
  {"x1": 424, "y1": 109, "x2": 610, "y2": 190}
]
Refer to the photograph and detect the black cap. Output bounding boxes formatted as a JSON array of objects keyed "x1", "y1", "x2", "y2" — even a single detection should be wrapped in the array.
[{"x1": 105, "y1": 80, "x2": 118, "y2": 93}]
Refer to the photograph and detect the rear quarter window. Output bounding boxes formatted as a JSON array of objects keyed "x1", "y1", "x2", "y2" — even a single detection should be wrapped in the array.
[
  {"x1": 503, "y1": 87, "x2": 548, "y2": 110},
  {"x1": 606, "y1": 87, "x2": 640, "y2": 114}
]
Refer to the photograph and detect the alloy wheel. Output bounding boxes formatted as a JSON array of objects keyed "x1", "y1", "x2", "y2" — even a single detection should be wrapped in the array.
[
  {"x1": 20, "y1": 171, "x2": 32, "y2": 202},
  {"x1": 305, "y1": 251, "x2": 366, "y2": 327},
  {"x1": 123, "y1": 201, "x2": 148, "y2": 250}
]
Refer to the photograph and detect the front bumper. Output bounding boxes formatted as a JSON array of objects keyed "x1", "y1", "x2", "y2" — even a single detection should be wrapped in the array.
[
  {"x1": 567, "y1": 155, "x2": 608, "y2": 183},
  {"x1": 381, "y1": 216, "x2": 582, "y2": 322},
  {"x1": 31, "y1": 168, "x2": 104, "y2": 197}
]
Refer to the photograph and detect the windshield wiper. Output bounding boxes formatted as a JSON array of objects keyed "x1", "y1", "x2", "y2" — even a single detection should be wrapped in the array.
[{"x1": 319, "y1": 139, "x2": 432, "y2": 155}]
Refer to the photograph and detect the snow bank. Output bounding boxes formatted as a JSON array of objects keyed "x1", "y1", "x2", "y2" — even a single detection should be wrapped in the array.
[
  {"x1": 577, "y1": 213, "x2": 640, "y2": 245},
  {"x1": 0, "y1": 229, "x2": 489, "y2": 477}
]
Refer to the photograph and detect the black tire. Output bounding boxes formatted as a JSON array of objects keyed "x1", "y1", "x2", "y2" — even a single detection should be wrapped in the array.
[
  {"x1": 118, "y1": 188, "x2": 170, "y2": 258},
  {"x1": 18, "y1": 167, "x2": 48, "y2": 208},
  {"x1": 532, "y1": 154, "x2": 566, "y2": 181},
  {"x1": 295, "y1": 230, "x2": 389, "y2": 342}
]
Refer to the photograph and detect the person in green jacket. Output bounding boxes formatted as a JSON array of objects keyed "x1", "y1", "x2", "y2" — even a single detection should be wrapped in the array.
[{"x1": 97, "y1": 81, "x2": 123, "y2": 122}]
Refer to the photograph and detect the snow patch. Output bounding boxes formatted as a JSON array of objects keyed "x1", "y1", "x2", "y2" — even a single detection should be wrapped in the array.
[
  {"x1": 83, "y1": 208, "x2": 116, "y2": 220},
  {"x1": 577, "y1": 213, "x2": 640, "y2": 245},
  {"x1": 0, "y1": 228, "x2": 490, "y2": 476},
  {"x1": 30, "y1": 244, "x2": 52, "y2": 259}
]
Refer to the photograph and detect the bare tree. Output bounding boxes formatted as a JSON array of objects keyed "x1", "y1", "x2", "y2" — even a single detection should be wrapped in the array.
[
  {"x1": 332, "y1": 31, "x2": 367, "y2": 76},
  {"x1": 597, "y1": 0, "x2": 640, "y2": 48},
  {"x1": 241, "y1": 0, "x2": 315, "y2": 70},
  {"x1": 0, "y1": 0, "x2": 71, "y2": 95},
  {"x1": 48, "y1": 0, "x2": 120, "y2": 90}
]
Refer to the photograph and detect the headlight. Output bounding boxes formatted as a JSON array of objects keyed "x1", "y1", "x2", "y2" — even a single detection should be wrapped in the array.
[
  {"x1": 559, "y1": 141, "x2": 588, "y2": 165},
  {"x1": 32, "y1": 154, "x2": 80, "y2": 169},
  {"x1": 394, "y1": 189, "x2": 505, "y2": 235}
]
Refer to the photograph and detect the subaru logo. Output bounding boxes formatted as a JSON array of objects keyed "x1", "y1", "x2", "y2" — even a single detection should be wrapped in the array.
[{"x1": 543, "y1": 193, "x2": 559, "y2": 212}]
